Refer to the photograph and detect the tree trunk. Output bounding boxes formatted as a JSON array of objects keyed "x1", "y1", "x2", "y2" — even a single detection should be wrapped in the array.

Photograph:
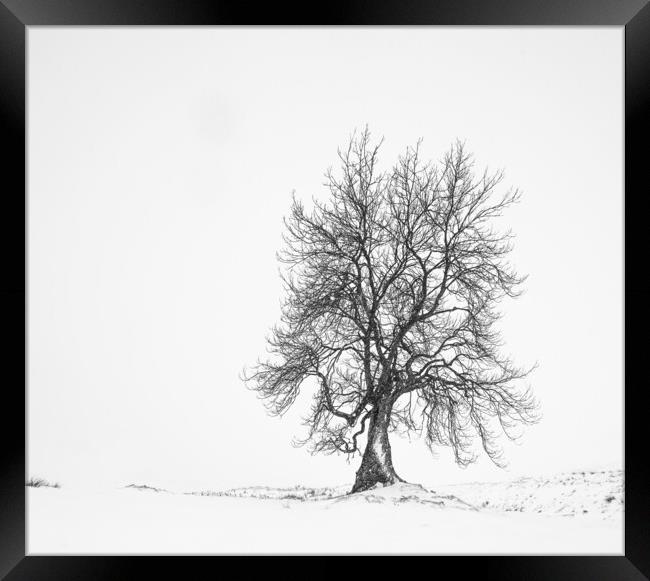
[{"x1": 351, "y1": 401, "x2": 404, "y2": 493}]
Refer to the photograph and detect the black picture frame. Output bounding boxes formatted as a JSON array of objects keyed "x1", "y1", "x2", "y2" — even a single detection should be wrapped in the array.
[{"x1": 1, "y1": 1, "x2": 647, "y2": 578}]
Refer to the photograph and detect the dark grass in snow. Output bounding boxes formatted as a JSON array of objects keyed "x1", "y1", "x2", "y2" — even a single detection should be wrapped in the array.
[
  {"x1": 124, "y1": 484, "x2": 169, "y2": 493},
  {"x1": 26, "y1": 477, "x2": 61, "y2": 489}
]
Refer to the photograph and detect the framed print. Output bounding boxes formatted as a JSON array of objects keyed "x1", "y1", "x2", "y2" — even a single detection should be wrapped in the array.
[{"x1": 1, "y1": 0, "x2": 648, "y2": 578}]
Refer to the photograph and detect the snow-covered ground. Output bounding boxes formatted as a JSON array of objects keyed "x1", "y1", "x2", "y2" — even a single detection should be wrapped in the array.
[
  {"x1": 432, "y1": 470, "x2": 623, "y2": 520},
  {"x1": 27, "y1": 470, "x2": 623, "y2": 554}
]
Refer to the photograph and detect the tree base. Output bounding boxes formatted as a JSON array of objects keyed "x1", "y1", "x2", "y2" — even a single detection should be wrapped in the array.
[
  {"x1": 350, "y1": 403, "x2": 403, "y2": 494},
  {"x1": 350, "y1": 470, "x2": 405, "y2": 494}
]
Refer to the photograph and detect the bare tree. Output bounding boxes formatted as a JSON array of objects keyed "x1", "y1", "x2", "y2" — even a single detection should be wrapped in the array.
[{"x1": 244, "y1": 129, "x2": 539, "y2": 493}]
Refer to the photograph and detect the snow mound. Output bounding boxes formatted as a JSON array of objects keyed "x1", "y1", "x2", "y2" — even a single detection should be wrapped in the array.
[
  {"x1": 183, "y1": 482, "x2": 476, "y2": 510},
  {"x1": 334, "y1": 482, "x2": 477, "y2": 510},
  {"x1": 121, "y1": 470, "x2": 623, "y2": 520}
]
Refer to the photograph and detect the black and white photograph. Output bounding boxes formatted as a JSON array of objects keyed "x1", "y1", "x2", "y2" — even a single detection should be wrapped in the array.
[{"x1": 25, "y1": 26, "x2": 624, "y2": 555}]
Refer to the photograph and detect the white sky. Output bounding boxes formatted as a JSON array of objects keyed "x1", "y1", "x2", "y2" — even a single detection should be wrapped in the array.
[{"x1": 27, "y1": 27, "x2": 623, "y2": 492}]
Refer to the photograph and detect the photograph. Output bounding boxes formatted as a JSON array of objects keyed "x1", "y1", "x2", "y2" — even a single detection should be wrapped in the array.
[{"x1": 26, "y1": 26, "x2": 623, "y2": 555}]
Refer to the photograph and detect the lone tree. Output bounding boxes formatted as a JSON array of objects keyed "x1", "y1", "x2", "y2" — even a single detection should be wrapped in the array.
[{"x1": 245, "y1": 130, "x2": 538, "y2": 493}]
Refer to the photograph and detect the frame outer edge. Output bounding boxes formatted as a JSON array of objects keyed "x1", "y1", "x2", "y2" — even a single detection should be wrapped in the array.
[{"x1": 0, "y1": 0, "x2": 26, "y2": 578}]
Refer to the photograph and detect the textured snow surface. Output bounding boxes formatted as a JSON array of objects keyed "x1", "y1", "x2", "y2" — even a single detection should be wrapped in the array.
[
  {"x1": 28, "y1": 471, "x2": 623, "y2": 554},
  {"x1": 432, "y1": 470, "x2": 624, "y2": 519}
]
